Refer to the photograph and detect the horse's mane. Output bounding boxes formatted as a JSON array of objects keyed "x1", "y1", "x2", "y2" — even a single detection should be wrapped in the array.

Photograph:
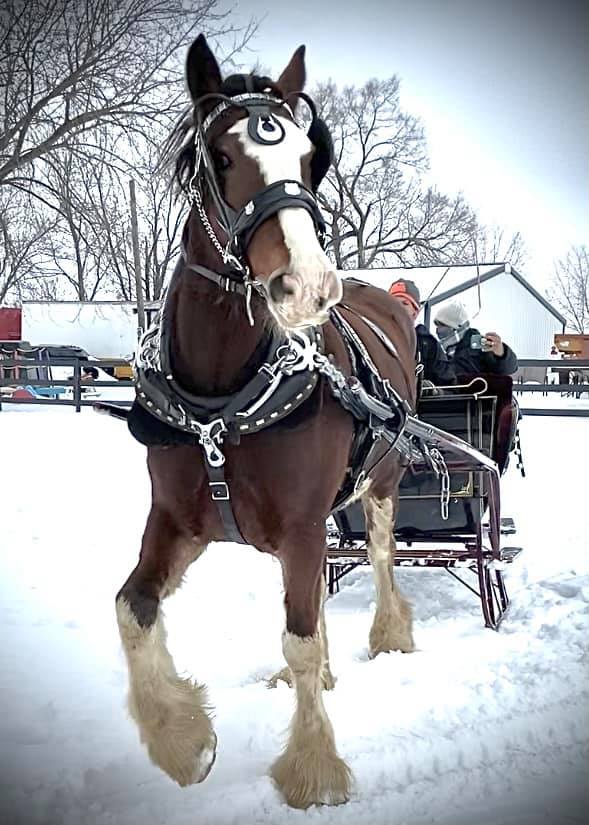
[{"x1": 161, "y1": 73, "x2": 282, "y2": 195}]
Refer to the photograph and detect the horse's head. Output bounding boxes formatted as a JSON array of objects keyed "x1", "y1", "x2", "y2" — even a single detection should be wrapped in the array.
[{"x1": 181, "y1": 35, "x2": 341, "y2": 330}]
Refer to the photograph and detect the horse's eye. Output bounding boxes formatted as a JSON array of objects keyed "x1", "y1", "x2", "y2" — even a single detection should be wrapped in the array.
[{"x1": 213, "y1": 152, "x2": 231, "y2": 172}]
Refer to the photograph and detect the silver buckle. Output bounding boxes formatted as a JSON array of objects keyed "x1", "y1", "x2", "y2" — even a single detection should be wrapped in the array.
[
  {"x1": 188, "y1": 417, "x2": 227, "y2": 467},
  {"x1": 209, "y1": 481, "x2": 230, "y2": 501}
]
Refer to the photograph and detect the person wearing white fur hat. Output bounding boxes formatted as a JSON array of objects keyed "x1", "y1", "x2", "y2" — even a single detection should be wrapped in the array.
[{"x1": 433, "y1": 300, "x2": 518, "y2": 377}]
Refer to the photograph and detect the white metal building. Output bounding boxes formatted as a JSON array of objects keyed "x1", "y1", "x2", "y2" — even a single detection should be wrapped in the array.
[
  {"x1": 344, "y1": 262, "x2": 565, "y2": 358},
  {"x1": 20, "y1": 301, "x2": 139, "y2": 359},
  {"x1": 16, "y1": 264, "x2": 565, "y2": 361}
]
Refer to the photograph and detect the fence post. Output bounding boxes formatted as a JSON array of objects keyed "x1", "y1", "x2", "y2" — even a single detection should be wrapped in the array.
[
  {"x1": 73, "y1": 360, "x2": 82, "y2": 413},
  {"x1": 129, "y1": 179, "x2": 146, "y2": 336}
]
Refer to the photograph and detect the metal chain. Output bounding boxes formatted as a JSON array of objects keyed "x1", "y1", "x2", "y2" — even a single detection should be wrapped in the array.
[
  {"x1": 187, "y1": 182, "x2": 232, "y2": 261},
  {"x1": 186, "y1": 139, "x2": 248, "y2": 273},
  {"x1": 186, "y1": 153, "x2": 258, "y2": 325}
]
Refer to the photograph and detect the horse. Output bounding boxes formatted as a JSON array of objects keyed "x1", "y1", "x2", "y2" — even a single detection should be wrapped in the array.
[{"x1": 115, "y1": 33, "x2": 417, "y2": 809}]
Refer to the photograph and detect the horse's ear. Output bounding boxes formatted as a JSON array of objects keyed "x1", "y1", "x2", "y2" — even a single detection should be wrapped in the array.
[
  {"x1": 186, "y1": 34, "x2": 223, "y2": 102},
  {"x1": 277, "y1": 45, "x2": 306, "y2": 96}
]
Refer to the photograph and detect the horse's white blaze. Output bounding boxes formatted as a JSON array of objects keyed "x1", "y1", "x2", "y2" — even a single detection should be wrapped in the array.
[
  {"x1": 230, "y1": 118, "x2": 328, "y2": 269},
  {"x1": 230, "y1": 117, "x2": 341, "y2": 325},
  {"x1": 116, "y1": 598, "x2": 216, "y2": 786},
  {"x1": 363, "y1": 495, "x2": 414, "y2": 656}
]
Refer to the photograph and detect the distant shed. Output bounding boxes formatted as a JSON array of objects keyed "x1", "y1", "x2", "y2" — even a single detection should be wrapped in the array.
[
  {"x1": 20, "y1": 301, "x2": 139, "y2": 359},
  {"x1": 343, "y1": 262, "x2": 565, "y2": 358}
]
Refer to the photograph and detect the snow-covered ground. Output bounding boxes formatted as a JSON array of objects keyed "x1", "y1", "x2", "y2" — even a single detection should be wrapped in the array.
[{"x1": 0, "y1": 405, "x2": 587, "y2": 825}]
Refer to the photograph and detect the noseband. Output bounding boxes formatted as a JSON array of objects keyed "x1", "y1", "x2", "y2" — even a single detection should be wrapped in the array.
[{"x1": 183, "y1": 91, "x2": 333, "y2": 321}]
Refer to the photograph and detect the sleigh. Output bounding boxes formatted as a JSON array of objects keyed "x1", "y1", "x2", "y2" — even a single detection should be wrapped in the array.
[{"x1": 325, "y1": 374, "x2": 523, "y2": 629}]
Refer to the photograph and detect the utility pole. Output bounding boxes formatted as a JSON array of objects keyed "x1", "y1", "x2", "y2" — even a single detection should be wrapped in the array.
[{"x1": 129, "y1": 179, "x2": 146, "y2": 335}]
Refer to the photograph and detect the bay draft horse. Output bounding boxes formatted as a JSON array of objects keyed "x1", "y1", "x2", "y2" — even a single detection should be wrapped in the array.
[{"x1": 115, "y1": 34, "x2": 417, "y2": 808}]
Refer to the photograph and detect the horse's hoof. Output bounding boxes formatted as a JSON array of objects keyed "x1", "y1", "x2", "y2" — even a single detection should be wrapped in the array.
[
  {"x1": 141, "y1": 715, "x2": 218, "y2": 787},
  {"x1": 267, "y1": 666, "x2": 336, "y2": 690},
  {"x1": 271, "y1": 747, "x2": 352, "y2": 808},
  {"x1": 186, "y1": 731, "x2": 218, "y2": 785},
  {"x1": 369, "y1": 629, "x2": 415, "y2": 657}
]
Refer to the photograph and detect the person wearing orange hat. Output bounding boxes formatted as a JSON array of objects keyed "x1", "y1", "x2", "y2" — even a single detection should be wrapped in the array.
[{"x1": 388, "y1": 279, "x2": 456, "y2": 386}]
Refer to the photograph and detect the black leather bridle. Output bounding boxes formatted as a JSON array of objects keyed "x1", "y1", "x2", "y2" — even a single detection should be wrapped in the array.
[{"x1": 183, "y1": 91, "x2": 333, "y2": 320}]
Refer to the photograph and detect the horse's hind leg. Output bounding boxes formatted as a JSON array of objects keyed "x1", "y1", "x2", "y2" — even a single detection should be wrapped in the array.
[
  {"x1": 271, "y1": 535, "x2": 351, "y2": 808},
  {"x1": 115, "y1": 506, "x2": 216, "y2": 786},
  {"x1": 363, "y1": 493, "x2": 414, "y2": 657}
]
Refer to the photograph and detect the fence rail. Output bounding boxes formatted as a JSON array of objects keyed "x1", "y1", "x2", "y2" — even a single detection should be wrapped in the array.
[
  {"x1": 516, "y1": 358, "x2": 589, "y2": 368},
  {"x1": 511, "y1": 357, "x2": 589, "y2": 416},
  {"x1": 0, "y1": 357, "x2": 133, "y2": 412},
  {"x1": 1, "y1": 357, "x2": 588, "y2": 416}
]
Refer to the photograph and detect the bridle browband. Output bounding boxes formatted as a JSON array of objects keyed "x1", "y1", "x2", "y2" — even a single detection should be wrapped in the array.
[{"x1": 183, "y1": 89, "x2": 330, "y2": 323}]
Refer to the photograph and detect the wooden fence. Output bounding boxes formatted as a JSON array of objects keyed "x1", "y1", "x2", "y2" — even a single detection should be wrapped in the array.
[
  {"x1": 0, "y1": 357, "x2": 133, "y2": 412},
  {"x1": 1, "y1": 357, "x2": 588, "y2": 416},
  {"x1": 513, "y1": 358, "x2": 589, "y2": 417}
]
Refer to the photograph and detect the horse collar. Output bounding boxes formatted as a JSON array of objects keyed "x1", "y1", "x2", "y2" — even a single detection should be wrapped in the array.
[{"x1": 133, "y1": 293, "x2": 324, "y2": 465}]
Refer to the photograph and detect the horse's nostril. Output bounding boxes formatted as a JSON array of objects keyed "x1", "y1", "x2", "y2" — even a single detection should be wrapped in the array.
[
  {"x1": 269, "y1": 274, "x2": 296, "y2": 303},
  {"x1": 268, "y1": 276, "x2": 284, "y2": 303},
  {"x1": 316, "y1": 296, "x2": 327, "y2": 311}
]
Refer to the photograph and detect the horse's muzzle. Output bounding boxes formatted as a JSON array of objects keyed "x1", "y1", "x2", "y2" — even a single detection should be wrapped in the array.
[{"x1": 267, "y1": 269, "x2": 342, "y2": 329}]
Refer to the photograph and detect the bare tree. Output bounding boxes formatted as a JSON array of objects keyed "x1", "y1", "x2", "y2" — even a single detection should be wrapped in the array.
[
  {"x1": 0, "y1": 0, "x2": 255, "y2": 193},
  {"x1": 0, "y1": 0, "x2": 256, "y2": 300},
  {"x1": 472, "y1": 226, "x2": 528, "y2": 270},
  {"x1": 313, "y1": 78, "x2": 479, "y2": 269},
  {"x1": 549, "y1": 245, "x2": 589, "y2": 332},
  {"x1": 0, "y1": 189, "x2": 59, "y2": 302},
  {"x1": 42, "y1": 140, "x2": 117, "y2": 300},
  {"x1": 42, "y1": 127, "x2": 184, "y2": 302},
  {"x1": 118, "y1": 133, "x2": 184, "y2": 302}
]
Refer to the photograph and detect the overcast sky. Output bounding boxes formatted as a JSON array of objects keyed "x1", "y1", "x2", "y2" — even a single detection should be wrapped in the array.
[{"x1": 224, "y1": 0, "x2": 588, "y2": 290}]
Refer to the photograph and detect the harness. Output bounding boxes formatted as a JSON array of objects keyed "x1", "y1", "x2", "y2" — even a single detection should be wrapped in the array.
[
  {"x1": 125, "y1": 82, "x2": 501, "y2": 544},
  {"x1": 132, "y1": 273, "x2": 413, "y2": 540}
]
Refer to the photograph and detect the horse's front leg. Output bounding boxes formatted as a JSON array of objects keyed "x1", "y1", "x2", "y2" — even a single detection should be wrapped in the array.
[
  {"x1": 115, "y1": 505, "x2": 216, "y2": 786},
  {"x1": 267, "y1": 574, "x2": 336, "y2": 690},
  {"x1": 271, "y1": 530, "x2": 351, "y2": 808},
  {"x1": 363, "y1": 493, "x2": 414, "y2": 656}
]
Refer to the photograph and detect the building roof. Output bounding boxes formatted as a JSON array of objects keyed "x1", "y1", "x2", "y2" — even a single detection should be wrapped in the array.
[{"x1": 343, "y1": 262, "x2": 566, "y2": 325}]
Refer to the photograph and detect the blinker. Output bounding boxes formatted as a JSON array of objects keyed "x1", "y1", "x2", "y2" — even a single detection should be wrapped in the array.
[{"x1": 247, "y1": 110, "x2": 285, "y2": 145}]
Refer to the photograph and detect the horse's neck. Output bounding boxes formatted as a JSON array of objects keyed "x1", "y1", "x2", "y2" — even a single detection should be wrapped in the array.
[{"x1": 169, "y1": 228, "x2": 268, "y2": 396}]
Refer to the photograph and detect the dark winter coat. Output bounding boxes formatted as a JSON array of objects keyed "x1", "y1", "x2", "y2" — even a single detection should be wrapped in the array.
[
  {"x1": 451, "y1": 328, "x2": 518, "y2": 377},
  {"x1": 415, "y1": 324, "x2": 456, "y2": 385}
]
